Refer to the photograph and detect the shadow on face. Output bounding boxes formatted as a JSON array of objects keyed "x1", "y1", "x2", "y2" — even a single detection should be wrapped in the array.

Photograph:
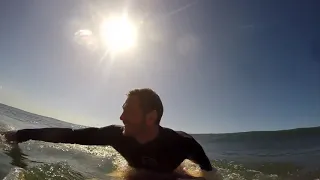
[{"x1": 120, "y1": 95, "x2": 146, "y2": 137}]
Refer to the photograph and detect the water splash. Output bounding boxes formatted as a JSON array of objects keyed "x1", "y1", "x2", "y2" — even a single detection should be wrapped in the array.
[{"x1": 3, "y1": 167, "x2": 25, "y2": 180}]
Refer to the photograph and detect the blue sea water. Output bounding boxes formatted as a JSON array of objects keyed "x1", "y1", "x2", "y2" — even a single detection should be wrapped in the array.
[{"x1": 0, "y1": 103, "x2": 320, "y2": 180}]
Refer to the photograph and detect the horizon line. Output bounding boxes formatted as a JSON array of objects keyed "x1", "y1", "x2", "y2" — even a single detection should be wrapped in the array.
[{"x1": 1, "y1": 102, "x2": 319, "y2": 135}]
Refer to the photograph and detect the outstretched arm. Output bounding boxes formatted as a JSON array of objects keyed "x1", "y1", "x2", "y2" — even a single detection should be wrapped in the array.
[{"x1": 2, "y1": 125, "x2": 121, "y2": 146}]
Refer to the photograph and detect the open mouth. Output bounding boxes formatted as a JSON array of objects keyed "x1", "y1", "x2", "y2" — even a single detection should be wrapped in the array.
[{"x1": 123, "y1": 123, "x2": 131, "y2": 129}]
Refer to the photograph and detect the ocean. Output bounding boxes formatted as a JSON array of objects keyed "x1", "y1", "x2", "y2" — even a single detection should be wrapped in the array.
[{"x1": 0, "y1": 103, "x2": 320, "y2": 180}]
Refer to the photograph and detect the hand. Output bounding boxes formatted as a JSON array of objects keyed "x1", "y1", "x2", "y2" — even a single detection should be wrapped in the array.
[{"x1": 1, "y1": 131, "x2": 18, "y2": 143}]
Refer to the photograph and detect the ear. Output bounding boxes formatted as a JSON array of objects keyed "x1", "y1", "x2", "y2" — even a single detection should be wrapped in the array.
[{"x1": 145, "y1": 110, "x2": 158, "y2": 125}]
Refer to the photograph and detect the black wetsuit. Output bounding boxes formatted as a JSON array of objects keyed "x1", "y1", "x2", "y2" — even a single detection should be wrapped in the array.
[{"x1": 15, "y1": 125, "x2": 213, "y2": 173}]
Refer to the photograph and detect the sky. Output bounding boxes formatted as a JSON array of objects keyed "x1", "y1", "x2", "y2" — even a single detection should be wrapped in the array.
[{"x1": 0, "y1": 0, "x2": 319, "y2": 133}]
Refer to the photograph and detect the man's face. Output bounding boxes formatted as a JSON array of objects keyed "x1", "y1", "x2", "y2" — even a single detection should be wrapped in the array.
[{"x1": 120, "y1": 95, "x2": 146, "y2": 137}]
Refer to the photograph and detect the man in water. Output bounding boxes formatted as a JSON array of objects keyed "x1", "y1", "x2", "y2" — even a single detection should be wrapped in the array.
[{"x1": 2, "y1": 88, "x2": 222, "y2": 180}]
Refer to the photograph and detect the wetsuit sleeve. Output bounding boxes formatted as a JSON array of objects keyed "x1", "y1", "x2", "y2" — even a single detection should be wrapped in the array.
[
  {"x1": 15, "y1": 125, "x2": 121, "y2": 146},
  {"x1": 179, "y1": 132, "x2": 213, "y2": 171}
]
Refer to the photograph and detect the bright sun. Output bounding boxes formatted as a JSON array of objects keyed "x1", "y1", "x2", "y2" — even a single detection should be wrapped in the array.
[{"x1": 100, "y1": 15, "x2": 138, "y2": 53}]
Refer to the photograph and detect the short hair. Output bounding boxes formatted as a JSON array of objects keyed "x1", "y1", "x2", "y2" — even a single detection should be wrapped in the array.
[{"x1": 127, "y1": 88, "x2": 163, "y2": 124}]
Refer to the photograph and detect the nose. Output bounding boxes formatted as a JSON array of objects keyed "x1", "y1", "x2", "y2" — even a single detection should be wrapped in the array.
[{"x1": 120, "y1": 112, "x2": 124, "y2": 121}]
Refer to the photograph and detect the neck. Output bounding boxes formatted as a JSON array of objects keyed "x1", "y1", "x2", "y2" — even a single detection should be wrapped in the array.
[{"x1": 135, "y1": 125, "x2": 160, "y2": 144}]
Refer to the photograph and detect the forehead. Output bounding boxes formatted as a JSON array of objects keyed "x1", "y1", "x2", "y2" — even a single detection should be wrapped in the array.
[{"x1": 123, "y1": 95, "x2": 141, "y2": 108}]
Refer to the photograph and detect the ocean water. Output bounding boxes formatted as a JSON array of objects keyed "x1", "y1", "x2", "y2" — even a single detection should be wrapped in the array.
[{"x1": 0, "y1": 103, "x2": 320, "y2": 180}]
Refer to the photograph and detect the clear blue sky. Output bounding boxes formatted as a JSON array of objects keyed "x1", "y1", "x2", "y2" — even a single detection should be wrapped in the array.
[{"x1": 0, "y1": 0, "x2": 319, "y2": 133}]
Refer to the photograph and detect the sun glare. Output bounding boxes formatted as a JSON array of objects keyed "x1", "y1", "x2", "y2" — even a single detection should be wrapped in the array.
[{"x1": 100, "y1": 15, "x2": 138, "y2": 53}]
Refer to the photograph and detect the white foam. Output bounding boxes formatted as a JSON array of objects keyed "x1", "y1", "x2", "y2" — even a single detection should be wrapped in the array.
[{"x1": 3, "y1": 167, "x2": 26, "y2": 180}]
